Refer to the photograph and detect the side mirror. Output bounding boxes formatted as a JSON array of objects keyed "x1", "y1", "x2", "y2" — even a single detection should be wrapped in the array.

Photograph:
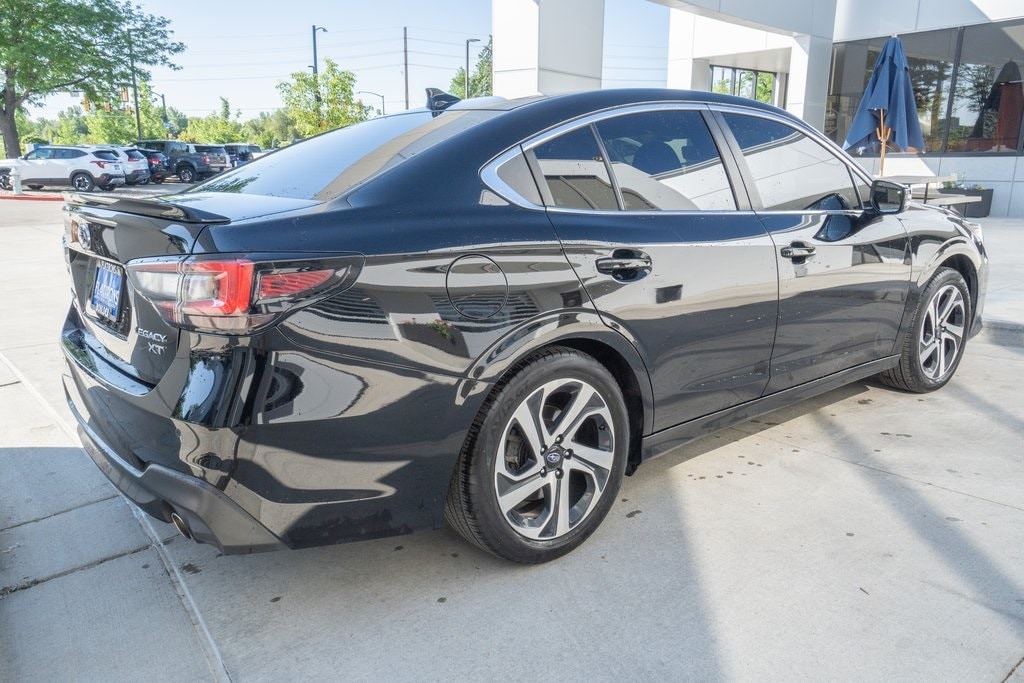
[{"x1": 870, "y1": 179, "x2": 908, "y2": 214}]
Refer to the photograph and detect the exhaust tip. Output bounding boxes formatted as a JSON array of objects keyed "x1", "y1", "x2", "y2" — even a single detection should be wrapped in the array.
[{"x1": 170, "y1": 512, "x2": 193, "y2": 541}]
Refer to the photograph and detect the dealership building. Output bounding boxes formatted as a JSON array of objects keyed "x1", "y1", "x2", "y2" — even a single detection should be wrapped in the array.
[{"x1": 493, "y1": 0, "x2": 1024, "y2": 216}]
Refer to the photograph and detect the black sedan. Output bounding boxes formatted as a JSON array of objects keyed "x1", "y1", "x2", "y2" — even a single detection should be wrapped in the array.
[{"x1": 61, "y1": 89, "x2": 988, "y2": 563}]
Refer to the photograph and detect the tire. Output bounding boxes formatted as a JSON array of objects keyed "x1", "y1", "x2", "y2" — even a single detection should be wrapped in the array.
[
  {"x1": 177, "y1": 166, "x2": 196, "y2": 183},
  {"x1": 98, "y1": 184, "x2": 116, "y2": 192},
  {"x1": 152, "y1": 176, "x2": 164, "y2": 184},
  {"x1": 27, "y1": 184, "x2": 44, "y2": 190},
  {"x1": 0, "y1": 170, "x2": 10, "y2": 190},
  {"x1": 879, "y1": 267, "x2": 971, "y2": 393},
  {"x1": 71, "y1": 172, "x2": 95, "y2": 192},
  {"x1": 445, "y1": 347, "x2": 629, "y2": 563}
]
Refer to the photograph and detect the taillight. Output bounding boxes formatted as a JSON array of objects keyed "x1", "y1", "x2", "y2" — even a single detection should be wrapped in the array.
[
  {"x1": 127, "y1": 254, "x2": 362, "y2": 334},
  {"x1": 91, "y1": 160, "x2": 106, "y2": 169},
  {"x1": 202, "y1": 155, "x2": 210, "y2": 164}
]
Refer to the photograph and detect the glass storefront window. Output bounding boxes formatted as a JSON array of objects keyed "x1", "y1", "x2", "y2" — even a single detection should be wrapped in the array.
[
  {"x1": 827, "y1": 29, "x2": 958, "y2": 153},
  {"x1": 828, "y1": 18, "x2": 1024, "y2": 155},
  {"x1": 948, "y1": 19, "x2": 1024, "y2": 153},
  {"x1": 711, "y1": 65, "x2": 776, "y2": 105}
]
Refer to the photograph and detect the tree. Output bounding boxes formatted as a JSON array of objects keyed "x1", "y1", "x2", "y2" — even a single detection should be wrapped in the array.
[
  {"x1": 179, "y1": 97, "x2": 245, "y2": 142},
  {"x1": 0, "y1": 0, "x2": 183, "y2": 157},
  {"x1": 276, "y1": 59, "x2": 371, "y2": 138},
  {"x1": 449, "y1": 37, "x2": 493, "y2": 99},
  {"x1": 242, "y1": 110, "x2": 300, "y2": 150}
]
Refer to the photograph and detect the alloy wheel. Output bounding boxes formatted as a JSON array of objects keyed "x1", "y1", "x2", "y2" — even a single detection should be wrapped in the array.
[
  {"x1": 918, "y1": 283, "x2": 966, "y2": 381},
  {"x1": 493, "y1": 378, "x2": 615, "y2": 540}
]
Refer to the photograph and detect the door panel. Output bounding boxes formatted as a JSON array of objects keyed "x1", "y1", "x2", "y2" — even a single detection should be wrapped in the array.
[
  {"x1": 550, "y1": 212, "x2": 779, "y2": 430},
  {"x1": 717, "y1": 111, "x2": 912, "y2": 393},
  {"x1": 759, "y1": 211, "x2": 911, "y2": 391},
  {"x1": 527, "y1": 108, "x2": 779, "y2": 431}
]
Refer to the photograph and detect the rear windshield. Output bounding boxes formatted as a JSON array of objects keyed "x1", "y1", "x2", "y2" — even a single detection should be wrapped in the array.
[
  {"x1": 125, "y1": 150, "x2": 145, "y2": 160},
  {"x1": 191, "y1": 109, "x2": 499, "y2": 201},
  {"x1": 93, "y1": 150, "x2": 119, "y2": 161},
  {"x1": 195, "y1": 145, "x2": 227, "y2": 154}
]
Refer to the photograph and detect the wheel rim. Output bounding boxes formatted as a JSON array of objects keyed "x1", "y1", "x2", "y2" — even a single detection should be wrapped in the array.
[
  {"x1": 493, "y1": 378, "x2": 615, "y2": 541},
  {"x1": 919, "y1": 283, "x2": 966, "y2": 381},
  {"x1": 72, "y1": 175, "x2": 90, "y2": 191}
]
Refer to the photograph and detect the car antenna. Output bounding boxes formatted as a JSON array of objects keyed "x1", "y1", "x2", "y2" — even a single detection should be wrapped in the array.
[{"x1": 426, "y1": 88, "x2": 460, "y2": 113}]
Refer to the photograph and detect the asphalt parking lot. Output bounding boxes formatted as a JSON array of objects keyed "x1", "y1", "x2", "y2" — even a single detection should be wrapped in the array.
[{"x1": 1, "y1": 197, "x2": 1023, "y2": 682}]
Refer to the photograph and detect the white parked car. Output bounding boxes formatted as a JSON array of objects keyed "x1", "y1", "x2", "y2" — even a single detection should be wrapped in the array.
[
  {"x1": 101, "y1": 146, "x2": 152, "y2": 185},
  {"x1": 0, "y1": 145, "x2": 126, "y2": 192}
]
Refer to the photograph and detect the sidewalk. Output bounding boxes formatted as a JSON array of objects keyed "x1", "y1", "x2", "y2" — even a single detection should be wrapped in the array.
[{"x1": 2, "y1": 203, "x2": 1023, "y2": 681}]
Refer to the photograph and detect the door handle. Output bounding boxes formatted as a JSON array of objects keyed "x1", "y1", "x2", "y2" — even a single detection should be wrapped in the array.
[
  {"x1": 596, "y1": 250, "x2": 652, "y2": 281},
  {"x1": 780, "y1": 243, "x2": 816, "y2": 259}
]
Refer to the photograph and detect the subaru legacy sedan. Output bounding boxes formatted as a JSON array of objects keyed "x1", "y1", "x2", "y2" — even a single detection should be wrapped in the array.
[{"x1": 61, "y1": 89, "x2": 987, "y2": 563}]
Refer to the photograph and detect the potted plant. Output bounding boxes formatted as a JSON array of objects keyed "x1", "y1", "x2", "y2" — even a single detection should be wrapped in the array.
[{"x1": 939, "y1": 180, "x2": 993, "y2": 218}]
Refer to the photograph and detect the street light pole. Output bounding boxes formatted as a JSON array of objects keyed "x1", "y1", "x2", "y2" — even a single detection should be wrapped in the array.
[
  {"x1": 464, "y1": 38, "x2": 480, "y2": 98},
  {"x1": 311, "y1": 25, "x2": 327, "y2": 76},
  {"x1": 311, "y1": 25, "x2": 328, "y2": 129},
  {"x1": 358, "y1": 90, "x2": 385, "y2": 116}
]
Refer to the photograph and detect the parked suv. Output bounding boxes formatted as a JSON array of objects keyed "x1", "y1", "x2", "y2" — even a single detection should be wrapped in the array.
[
  {"x1": 87, "y1": 146, "x2": 150, "y2": 185},
  {"x1": 0, "y1": 145, "x2": 125, "y2": 192},
  {"x1": 137, "y1": 148, "x2": 171, "y2": 183},
  {"x1": 223, "y1": 143, "x2": 263, "y2": 166},
  {"x1": 135, "y1": 140, "x2": 227, "y2": 183},
  {"x1": 191, "y1": 144, "x2": 230, "y2": 174}
]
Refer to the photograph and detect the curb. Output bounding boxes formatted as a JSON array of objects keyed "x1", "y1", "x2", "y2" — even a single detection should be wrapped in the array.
[
  {"x1": 0, "y1": 193, "x2": 65, "y2": 202},
  {"x1": 979, "y1": 319, "x2": 1024, "y2": 348}
]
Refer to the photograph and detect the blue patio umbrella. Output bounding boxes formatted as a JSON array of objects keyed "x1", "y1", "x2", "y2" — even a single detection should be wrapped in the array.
[{"x1": 843, "y1": 36, "x2": 925, "y2": 175}]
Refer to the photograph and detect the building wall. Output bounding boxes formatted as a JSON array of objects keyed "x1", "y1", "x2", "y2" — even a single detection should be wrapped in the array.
[{"x1": 834, "y1": 0, "x2": 1024, "y2": 40}]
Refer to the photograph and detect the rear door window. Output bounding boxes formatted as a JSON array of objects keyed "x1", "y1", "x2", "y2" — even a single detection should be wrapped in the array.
[{"x1": 595, "y1": 109, "x2": 736, "y2": 211}]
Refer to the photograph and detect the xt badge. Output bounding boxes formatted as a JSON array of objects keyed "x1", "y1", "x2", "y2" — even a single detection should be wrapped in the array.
[{"x1": 138, "y1": 327, "x2": 168, "y2": 355}]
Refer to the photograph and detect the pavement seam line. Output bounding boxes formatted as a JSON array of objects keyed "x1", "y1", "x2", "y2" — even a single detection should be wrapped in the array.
[
  {"x1": 0, "y1": 543, "x2": 150, "y2": 598},
  {"x1": 0, "y1": 494, "x2": 119, "y2": 533},
  {"x1": 1003, "y1": 654, "x2": 1024, "y2": 683},
  {"x1": 0, "y1": 348, "x2": 233, "y2": 682},
  {"x1": 132, "y1": 507, "x2": 233, "y2": 683}
]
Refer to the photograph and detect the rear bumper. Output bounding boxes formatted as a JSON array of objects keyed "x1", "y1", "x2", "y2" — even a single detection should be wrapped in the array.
[
  {"x1": 64, "y1": 372, "x2": 287, "y2": 554},
  {"x1": 97, "y1": 174, "x2": 126, "y2": 187}
]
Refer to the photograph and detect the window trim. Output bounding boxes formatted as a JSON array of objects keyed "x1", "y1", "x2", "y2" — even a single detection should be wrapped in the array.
[{"x1": 481, "y1": 101, "x2": 752, "y2": 214}]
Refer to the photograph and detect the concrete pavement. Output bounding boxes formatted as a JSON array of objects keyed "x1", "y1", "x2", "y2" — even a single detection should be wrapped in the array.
[{"x1": 1, "y1": 199, "x2": 1023, "y2": 681}]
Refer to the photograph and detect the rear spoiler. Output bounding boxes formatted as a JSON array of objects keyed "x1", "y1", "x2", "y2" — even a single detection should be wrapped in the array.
[{"x1": 63, "y1": 192, "x2": 231, "y2": 224}]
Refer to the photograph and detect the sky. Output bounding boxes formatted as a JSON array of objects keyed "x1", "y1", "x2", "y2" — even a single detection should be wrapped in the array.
[{"x1": 32, "y1": 0, "x2": 669, "y2": 122}]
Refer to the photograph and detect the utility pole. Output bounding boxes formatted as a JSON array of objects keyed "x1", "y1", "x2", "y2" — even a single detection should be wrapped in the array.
[
  {"x1": 465, "y1": 38, "x2": 480, "y2": 98},
  {"x1": 127, "y1": 30, "x2": 142, "y2": 141},
  {"x1": 403, "y1": 27, "x2": 409, "y2": 110}
]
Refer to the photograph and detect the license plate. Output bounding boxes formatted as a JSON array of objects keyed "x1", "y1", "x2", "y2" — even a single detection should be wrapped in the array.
[{"x1": 92, "y1": 261, "x2": 123, "y2": 322}]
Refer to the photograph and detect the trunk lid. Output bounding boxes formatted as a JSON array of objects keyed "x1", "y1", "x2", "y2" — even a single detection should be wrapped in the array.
[
  {"x1": 64, "y1": 194, "x2": 221, "y2": 385},
  {"x1": 63, "y1": 192, "x2": 321, "y2": 386}
]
